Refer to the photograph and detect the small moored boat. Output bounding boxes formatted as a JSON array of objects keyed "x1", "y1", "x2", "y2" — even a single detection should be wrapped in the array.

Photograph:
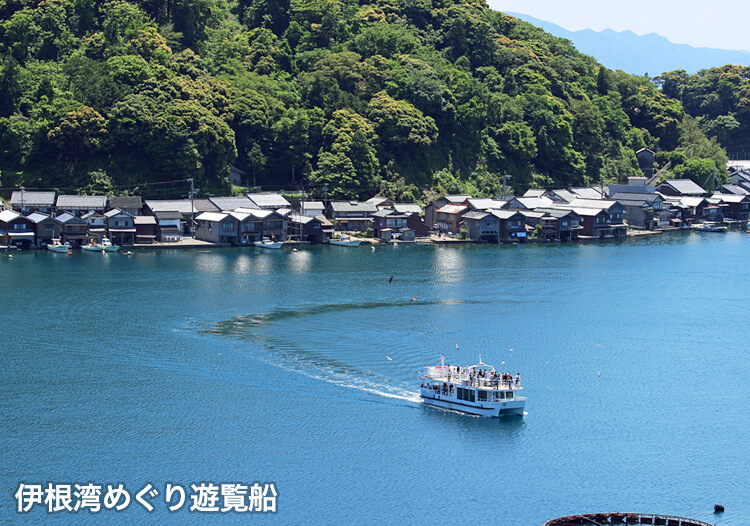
[
  {"x1": 101, "y1": 237, "x2": 120, "y2": 252},
  {"x1": 47, "y1": 239, "x2": 71, "y2": 253},
  {"x1": 329, "y1": 234, "x2": 362, "y2": 247},
  {"x1": 692, "y1": 222, "x2": 727, "y2": 232},
  {"x1": 254, "y1": 237, "x2": 284, "y2": 249},
  {"x1": 81, "y1": 238, "x2": 103, "y2": 252},
  {"x1": 420, "y1": 355, "x2": 525, "y2": 417}
]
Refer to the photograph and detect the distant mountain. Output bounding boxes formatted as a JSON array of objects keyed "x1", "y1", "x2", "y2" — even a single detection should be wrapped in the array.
[{"x1": 507, "y1": 12, "x2": 750, "y2": 75}]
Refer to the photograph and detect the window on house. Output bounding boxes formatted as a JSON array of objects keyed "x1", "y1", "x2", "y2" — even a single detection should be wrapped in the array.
[
  {"x1": 221, "y1": 222, "x2": 234, "y2": 232},
  {"x1": 13, "y1": 223, "x2": 26, "y2": 230}
]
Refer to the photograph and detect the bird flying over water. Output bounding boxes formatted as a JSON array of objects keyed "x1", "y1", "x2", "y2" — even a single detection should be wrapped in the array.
[
  {"x1": 388, "y1": 275, "x2": 393, "y2": 283},
  {"x1": 386, "y1": 356, "x2": 393, "y2": 361},
  {"x1": 411, "y1": 295, "x2": 418, "y2": 301}
]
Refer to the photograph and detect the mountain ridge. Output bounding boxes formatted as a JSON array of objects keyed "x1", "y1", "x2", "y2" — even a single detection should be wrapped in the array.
[{"x1": 507, "y1": 12, "x2": 750, "y2": 75}]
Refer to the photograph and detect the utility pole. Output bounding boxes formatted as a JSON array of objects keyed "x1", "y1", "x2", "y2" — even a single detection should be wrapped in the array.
[
  {"x1": 323, "y1": 183, "x2": 329, "y2": 211},
  {"x1": 188, "y1": 178, "x2": 195, "y2": 237},
  {"x1": 503, "y1": 175, "x2": 512, "y2": 199},
  {"x1": 20, "y1": 185, "x2": 25, "y2": 212}
]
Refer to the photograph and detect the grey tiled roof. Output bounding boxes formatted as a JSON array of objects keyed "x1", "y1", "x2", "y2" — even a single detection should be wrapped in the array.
[
  {"x1": 56, "y1": 195, "x2": 108, "y2": 208},
  {"x1": 209, "y1": 196, "x2": 255, "y2": 211},
  {"x1": 108, "y1": 196, "x2": 142, "y2": 210},
  {"x1": 247, "y1": 193, "x2": 291, "y2": 208},
  {"x1": 10, "y1": 191, "x2": 55, "y2": 207},
  {"x1": 330, "y1": 201, "x2": 378, "y2": 213},
  {"x1": 657, "y1": 179, "x2": 706, "y2": 195}
]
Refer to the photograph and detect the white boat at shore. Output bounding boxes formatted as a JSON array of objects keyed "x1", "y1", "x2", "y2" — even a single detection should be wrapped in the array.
[
  {"x1": 420, "y1": 355, "x2": 525, "y2": 417},
  {"x1": 692, "y1": 222, "x2": 727, "y2": 232},
  {"x1": 101, "y1": 237, "x2": 120, "y2": 252},
  {"x1": 47, "y1": 239, "x2": 71, "y2": 253},
  {"x1": 81, "y1": 240, "x2": 103, "y2": 252},
  {"x1": 329, "y1": 234, "x2": 362, "y2": 247},
  {"x1": 254, "y1": 237, "x2": 284, "y2": 249}
]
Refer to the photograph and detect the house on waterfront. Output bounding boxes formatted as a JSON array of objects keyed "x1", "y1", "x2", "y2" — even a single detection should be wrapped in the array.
[
  {"x1": 0, "y1": 210, "x2": 35, "y2": 249},
  {"x1": 328, "y1": 201, "x2": 377, "y2": 232},
  {"x1": 425, "y1": 195, "x2": 470, "y2": 228},
  {"x1": 154, "y1": 211, "x2": 183, "y2": 242},
  {"x1": 662, "y1": 196, "x2": 707, "y2": 224},
  {"x1": 552, "y1": 199, "x2": 627, "y2": 238},
  {"x1": 105, "y1": 209, "x2": 136, "y2": 246},
  {"x1": 82, "y1": 211, "x2": 106, "y2": 241},
  {"x1": 609, "y1": 192, "x2": 668, "y2": 229},
  {"x1": 708, "y1": 193, "x2": 750, "y2": 221},
  {"x1": 231, "y1": 210, "x2": 262, "y2": 245},
  {"x1": 56, "y1": 195, "x2": 108, "y2": 216},
  {"x1": 194, "y1": 212, "x2": 238, "y2": 244},
  {"x1": 27, "y1": 212, "x2": 61, "y2": 247},
  {"x1": 534, "y1": 209, "x2": 581, "y2": 241},
  {"x1": 134, "y1": 216, "x2": 157, "y2": 244},
  {"x1": 288, "y1": 213, "x2": 329, "y2": 244},
  {"x1": 108, "y1": 196, "x2": 142, "y2": 216},
  {"x1": 434, "y1": 203, "x2": 469, "y2": 234},
  {"x1": 10, "y1": 191, "x2": 55, "y2": 214},
  {"x1": 656, "y1": 179, "x2": 706, "y2": 197},
  {"x1": 55, "y1": 213, "x2": 88, "y2": 246},
  {"x1": 144, "y1": 199, "x2": 218, "y2": 235},
  {"x1": 463, "y1": 209, "x2": 526, "y2": 243}
]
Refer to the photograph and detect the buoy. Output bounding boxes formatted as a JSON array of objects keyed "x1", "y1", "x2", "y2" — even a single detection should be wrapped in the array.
[
  {"x1": 293, "y1": 248, "x2": 298, "y2": 252},
  {"x1": 67, "y1": 251, "x2": 72, "y2": 256},
  {"x1": 714, "y1": 504, "x2": 725, "y2": 513}
]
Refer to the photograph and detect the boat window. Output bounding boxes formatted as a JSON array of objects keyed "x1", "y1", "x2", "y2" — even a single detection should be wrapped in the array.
[
  {"x1": 468, "y1": 390, "x2": 475, "y2": 403},
  {"x1": 477, "y1": 390, "x2": 488, "y2": 401},
  {"x1": 506, "y1": 391, "x2": 513, "y2": 399},
  {"x1": 496, "y1": 392, "x2": 505, "y2": 400}
]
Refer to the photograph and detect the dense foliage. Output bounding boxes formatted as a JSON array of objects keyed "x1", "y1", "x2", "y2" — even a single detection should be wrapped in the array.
[
  {"x1": 0, "y1": 0, "x2": 724, "y2": 199},
  {"x1": 656, "y1": 65, "x2": 750, "y2": 157}
]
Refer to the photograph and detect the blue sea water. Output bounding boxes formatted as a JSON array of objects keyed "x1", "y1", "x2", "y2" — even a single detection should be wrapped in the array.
[{"x1": 1, "y1": 232, "x2": 749, "y2": 525}]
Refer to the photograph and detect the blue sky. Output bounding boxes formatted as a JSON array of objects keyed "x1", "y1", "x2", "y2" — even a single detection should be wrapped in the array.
[{"x1": 486, "y1": 0, "x2": 750, "y2": 52}]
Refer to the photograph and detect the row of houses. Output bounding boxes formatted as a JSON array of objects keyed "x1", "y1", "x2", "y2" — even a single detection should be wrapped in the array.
[
  {"x1": 5, "y1": 171, "x2": 750, "y2": 248},
  {"x1": 423, "y1": 174, "x2": 750, "y2": 242},
  {"x1": 1, "y1": 190, "x2": 430, "y2": 248}
]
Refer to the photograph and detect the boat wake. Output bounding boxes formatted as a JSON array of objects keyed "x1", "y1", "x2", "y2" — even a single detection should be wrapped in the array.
[{"x1": 201, "y1": 299, "x2": 478, "y2": 404}]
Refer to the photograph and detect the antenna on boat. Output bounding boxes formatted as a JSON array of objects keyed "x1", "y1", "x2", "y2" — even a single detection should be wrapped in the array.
[
  {"x1": 439, "y1": 354, "x2": 445, "y2": 368},
  {"x1": 479, "y1": 353, "x2": 484, "y2": 365}
]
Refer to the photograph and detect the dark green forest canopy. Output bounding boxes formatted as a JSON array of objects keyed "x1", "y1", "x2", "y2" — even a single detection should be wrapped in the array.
[{"x1": 0, "y1": 0, "x2": 729, "y2": 199}]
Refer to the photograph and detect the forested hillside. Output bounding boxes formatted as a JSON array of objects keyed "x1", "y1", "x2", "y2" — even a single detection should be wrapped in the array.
[
  {"x1": 656, "y1": 66, "x2": 750, "y2": 158},
  {"x1": 0, "y1": 0, "x2": 726, "y2": 199}
]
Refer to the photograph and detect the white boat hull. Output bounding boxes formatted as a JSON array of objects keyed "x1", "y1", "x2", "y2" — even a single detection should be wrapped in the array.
[
  {"x1": 421, "y1": 390, "x2": 525, "y2": 417},
  {"x1": 104, "y1": 245, "x2": 120, "y2": 252},
  {"x1": 329, "y1": 240, "x2": 362, "y2": 247},
  {"x1": 254, "y1": 241, "x2": 283, "y2": 249},
  {"x1": 81, "y1": 245, "x2": 103, "y2": 252},
  {"x1": 47, "y1": 243, "x2": 70, "y2": 253}
]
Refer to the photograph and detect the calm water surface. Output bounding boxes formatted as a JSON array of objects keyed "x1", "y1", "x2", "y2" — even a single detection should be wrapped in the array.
[{"x1": 2, "y1": 232, "x2": 749, "y2": 525}]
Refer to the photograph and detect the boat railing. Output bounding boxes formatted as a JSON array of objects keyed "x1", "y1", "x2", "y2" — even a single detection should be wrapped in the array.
[{"x1": 422, "y1": 367, "x2": 521, "y2": 390}]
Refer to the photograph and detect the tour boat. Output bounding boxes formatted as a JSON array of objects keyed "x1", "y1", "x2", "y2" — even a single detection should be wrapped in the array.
[
  {"x1": 47, "y1": 239, "x2": 71, "y2": 253},
  {"x1": 101, "y1": 237, "x2": 120, "y2": 252},
  {"x1": 254, "y1": 237, "x2": 284, "y2": 249},
  {"x1": 329, "y1": 234, "x2": 362, "y2": 247},
  {"x1": 420, "y1": 355, "x2": 525, "y2": 417}
]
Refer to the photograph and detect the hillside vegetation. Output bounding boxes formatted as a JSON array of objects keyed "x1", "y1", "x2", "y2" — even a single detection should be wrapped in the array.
[{"x1": 0, "y1": 0, "x2": 727, "y2": 199}]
